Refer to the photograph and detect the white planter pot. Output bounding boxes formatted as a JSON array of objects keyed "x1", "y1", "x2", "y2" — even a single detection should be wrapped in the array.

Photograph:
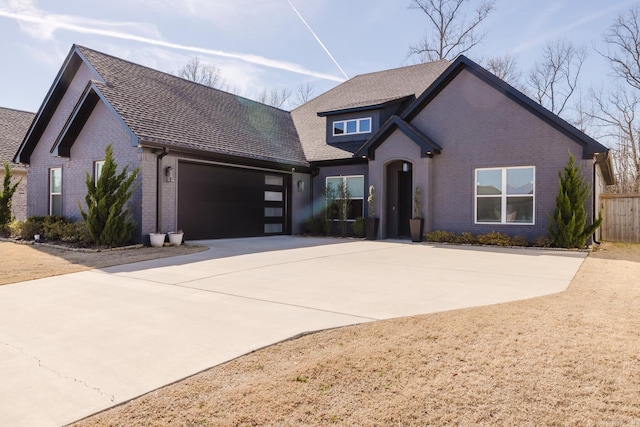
[
  {"x1": 168, "y1": 232, "x2": 184, "y2": 246},
  {"x1": 149, "y1": 233, "x2": 166, "y2": 247}
]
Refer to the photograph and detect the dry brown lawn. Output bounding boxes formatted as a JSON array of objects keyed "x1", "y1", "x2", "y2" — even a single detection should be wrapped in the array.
[
  {"x1": 0, "y1": 240, "x2": 206, "y2": 285},
  {"x1": 4, "y1": 240, "x2": 639, "y2": 426}
]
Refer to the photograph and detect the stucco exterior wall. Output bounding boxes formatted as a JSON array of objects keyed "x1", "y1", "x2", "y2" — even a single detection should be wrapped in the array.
[{"x1": 406, "y1": 69, "x2": 593, "y2": 241}]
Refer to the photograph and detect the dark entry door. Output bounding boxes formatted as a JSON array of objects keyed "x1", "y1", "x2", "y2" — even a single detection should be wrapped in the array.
[
  {"x1": 386, "y1": 161, "x2": 413, "y2": 238},
  {"x1": 397, "y1": 171, "x2": 412, "y2": 237},
  {"x1": 177, "y1": 161, "x2": 289, "y2": 239}
]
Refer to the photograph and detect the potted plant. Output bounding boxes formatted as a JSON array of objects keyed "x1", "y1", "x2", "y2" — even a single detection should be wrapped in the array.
[
  {"x1": 409, "y1": 185, "x2": 424, "y2": 242},
  {"x1": 168, "y1": 230, "x2": 184, "y2": 246},
  {"x1": 365, "y1": 185, "x2": 379, "y2": 240},
  {"x1": 149, "y1": 232, "x2": 166, "y2": 247}
]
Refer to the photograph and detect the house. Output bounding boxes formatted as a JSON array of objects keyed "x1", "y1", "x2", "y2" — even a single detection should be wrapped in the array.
[
  {"x1": 14, "y1": 45, "x2": 614, "y2": 243},
  {"x1": 0, "y1": 107, "x2": 35, "y2": 221}
]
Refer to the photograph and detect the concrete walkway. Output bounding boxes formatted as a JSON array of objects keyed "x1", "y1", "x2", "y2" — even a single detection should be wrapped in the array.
[{"x1": 0, "y1": 237, "x2": 586, "y2": 426}]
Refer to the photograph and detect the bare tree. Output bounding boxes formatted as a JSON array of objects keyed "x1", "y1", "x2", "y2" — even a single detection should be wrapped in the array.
[
  {"x1": 589, "y1": 7, "x2": 640, "y2": 193},
  {"x1": 256, "y1": 87, "x2": 292, "y2": 109},
  {"x1": 294, "y1": 82, "x2": 316, "y2": 106},
  {"x1": 589, "y1": 85, "x2": 640, "y2": 192},
  {"x1": 408, "y1": 0, "x2": 496, "y2": 62},
  {"x1": 527, "y1": 39, "x2": 586, "y2": 117},
  {"x1": 176, "y1": 57, "x2": 227, "y2": 89},
  {"x1": 482, "y1": 54, "x2": 521, "y2": 86},
  {"x1": 601, "y1": 6, "x2": 640, "y2": 91}
]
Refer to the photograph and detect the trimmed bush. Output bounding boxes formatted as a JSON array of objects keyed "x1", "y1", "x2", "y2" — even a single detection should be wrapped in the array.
[
  {"x1": 353, "y1": 217, "x2": 366, "y2": 238},
  {"x1": 548, "y1": 153, "x2": 602, "y2": 248},
  {"x1": 80, "y1": 144, "x2": 139, "y2": 247},
  {"x1": 425, "y1": 230, "x2": 457, "y2": 243}
]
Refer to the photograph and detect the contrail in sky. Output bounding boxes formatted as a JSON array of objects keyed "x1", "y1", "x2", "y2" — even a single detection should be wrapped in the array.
[
  {"x1": 287, "y1": 0, "x2": 349, "y2": 80},
  {"x1": 0, "y1": 7, "x2": 345, "y2": 83}
]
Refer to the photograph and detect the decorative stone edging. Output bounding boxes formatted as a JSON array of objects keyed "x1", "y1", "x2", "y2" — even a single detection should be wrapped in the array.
[{"x1": 0, "y1": 237, "x2": 144, "y2": 253}]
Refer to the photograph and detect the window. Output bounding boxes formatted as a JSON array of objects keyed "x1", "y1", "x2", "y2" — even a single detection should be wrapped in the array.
[
  {"x1": 49, "y1": 167, "x2": 62, "y2": 216},
  {"x1": 326, "y1": 175, "x2": 364, "y2": 220},
  {"x1": 333, "y1": 118, "x2": 372, "y2": 136},
  {"x1": 94, "y1": 160, "x2": 105, "y2": 182},
  {"x1": 475, "y1": 167, "x2": 534, "y2": 224}
]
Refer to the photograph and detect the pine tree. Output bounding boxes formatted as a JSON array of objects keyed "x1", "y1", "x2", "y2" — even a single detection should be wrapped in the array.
[
  {"x1": 0, "y1": 162, "x2": 21, "y2": 230},
  {"x1": 79, "y1": 144, "x2": 139, "y2": 246},
  {"x1": 548, "y1": 153, "x2": 602, "y2": 248}
]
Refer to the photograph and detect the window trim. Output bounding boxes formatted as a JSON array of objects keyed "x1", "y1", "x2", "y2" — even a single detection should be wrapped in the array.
[
  {"x1": 332, "y1": 117, "x2": 372, "y2": 136},
  {"x1": 474, "y1": 166, "x2": 535, "y2": 225},
  {"x1": 94, "y1": 160, "x2": 105, "y2": 183},
  {"x1": 326, "y1": 175, "x2": 365, "y2": 220},
  {"x1": 49, "y1": 167, "x2": 62, "y2": 216}
]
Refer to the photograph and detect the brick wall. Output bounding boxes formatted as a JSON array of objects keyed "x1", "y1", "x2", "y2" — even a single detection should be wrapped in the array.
[
  {"x1": 27, "y1": 60, "x2": 146, "y2": 241},
  {"x1": 361, "y1": 68, "x2": 596, "y2": 242},
  {"x1": 407, "y1": 69, "x2": 592, "y2": 241}
]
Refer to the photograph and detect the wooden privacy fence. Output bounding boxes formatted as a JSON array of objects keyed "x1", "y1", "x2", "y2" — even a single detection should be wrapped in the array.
[{"x1": 600, "y1": 194, "x2": 640, "y2": 243}]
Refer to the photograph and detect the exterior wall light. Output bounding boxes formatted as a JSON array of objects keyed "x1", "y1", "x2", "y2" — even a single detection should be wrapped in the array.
[{"x1": 165, "y1": 166, "x2": 174, "y2": 182}]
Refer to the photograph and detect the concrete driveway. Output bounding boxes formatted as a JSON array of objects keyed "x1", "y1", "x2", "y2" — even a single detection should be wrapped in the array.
[{"x1": 0, "y1": 237, "x2": 586, "y2": 426}]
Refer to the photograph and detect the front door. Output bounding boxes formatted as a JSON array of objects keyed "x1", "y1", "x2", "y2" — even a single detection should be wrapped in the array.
[
  {"x1": 386, "y1": 161, "x2": 413, "y2": 238},
  {"x1": 397, "y1": 170, "x2": 412, "y2": 237}
]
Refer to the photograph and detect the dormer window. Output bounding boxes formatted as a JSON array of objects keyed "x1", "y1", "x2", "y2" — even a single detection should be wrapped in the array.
[{"x1": 333, "y1": 118, "x2": 372, "y2": 136}]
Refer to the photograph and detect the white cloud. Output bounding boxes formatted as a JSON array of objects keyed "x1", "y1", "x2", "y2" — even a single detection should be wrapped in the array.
[{"x1": 0, "y1": 0, "x2": 345, "y2": 82}]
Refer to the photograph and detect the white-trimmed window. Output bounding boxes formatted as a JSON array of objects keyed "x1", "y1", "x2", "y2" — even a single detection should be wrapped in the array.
[
  {"x1": 94, "y1": 160, "x2": 105, "y2": 182},
  {"x1": 475, "y1": 166, "x2": 535, "y2": 224},
  {"x1": 326, "y1": 175, "x2": 364, "y2": 220},
  {"x1": 333, "y1": 118, "x2": 372, "y2": 136},
  {"x1": 49, "y1": 167, "x2": 62, "y2": 216}
]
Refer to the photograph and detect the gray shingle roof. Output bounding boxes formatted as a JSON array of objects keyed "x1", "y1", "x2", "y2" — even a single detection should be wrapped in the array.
[
  {"x1": 75, "y1": 46, "x2": 308, "y2": 167},
  {"x1": 0, "y1": 107, "x2": 35, "y2": 163},
  {"x1": 291, "y1": 60, "x2": 450, "y2": 162}
]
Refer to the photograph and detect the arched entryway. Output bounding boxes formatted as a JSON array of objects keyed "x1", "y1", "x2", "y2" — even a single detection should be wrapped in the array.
[{"x1": 386, "y1": 160, "x2": 413, "y2": 238}]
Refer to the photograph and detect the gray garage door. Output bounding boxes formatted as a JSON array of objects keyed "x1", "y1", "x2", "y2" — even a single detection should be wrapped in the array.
[{"x1": 178, "y1": 161, "x2": 290, "y2": 239}]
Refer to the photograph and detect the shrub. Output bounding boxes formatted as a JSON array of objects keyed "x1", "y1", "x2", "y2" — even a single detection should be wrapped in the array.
[
  {"x1": 425, "y1": 230, "x2": 457, "y2": 243},
  {"x1": 304, "y1": 216, "x2": 325, "y2": 236},
  {"x1": 477, "y1": 231, "x2": 512, "y2": 246},
  {"x1": 80, "y1": 144, "x2": 139, "y2": 246},
  {"x1": 456, "y1": 231, "x2": 479, "y2": 244},
  {"x1": 12, "y1": 216, "x2": 45, "y2": 240},
  {"x1": 548, "y1": 153, "x2": 602, "y2": 248},
  {"x1": 0, "y1": 162, "x2": 21, "y2": 230},
  {"x1": 352, "y1": 217, "x2": 366, "y2": 238},
  {"x1": 60, "y1": 221, "x2": 91, "y2": 244},
  {"x1": 533, "y1": 235, "x2": 553, "y2": 248},
  {"x1": 510, "y1": 235, "x2": 530, "y2": 247},
  {"x1": 42, "y1": 215, "x2": 70, "y2": 241}
]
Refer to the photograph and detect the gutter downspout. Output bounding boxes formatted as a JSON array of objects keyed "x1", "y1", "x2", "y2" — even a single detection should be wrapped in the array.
[{"x1": 156, "y1": 147, "x2": 169, "y2": 233}]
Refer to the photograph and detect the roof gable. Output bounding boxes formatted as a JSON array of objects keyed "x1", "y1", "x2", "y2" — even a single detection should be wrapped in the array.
[
  {"x1": 17, "y1": 45, "x2": 308, "y2": 168},
  {"x1": 291, "y1": 60, "x2": 450, "y2": 162},
  {"x1": 402, "y1": 55, "x2": 610, "y2": 159},
  {"x1": 355, "y1": 115, "x2": 442, "y2": 160}
]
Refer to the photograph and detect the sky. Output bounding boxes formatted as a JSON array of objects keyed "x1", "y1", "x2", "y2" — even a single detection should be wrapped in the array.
[{"x1": 0, "y1": 0, "x2": 637, "y2": 114}]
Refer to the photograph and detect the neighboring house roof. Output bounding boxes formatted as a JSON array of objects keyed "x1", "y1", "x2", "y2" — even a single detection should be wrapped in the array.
[
  {"x1": 16, "y1": 45, "x2": 308, "y2": 168},
  {"x1": 0, "y1": 107, "x2": 35, "y2": 165},
  {"x1": 291, "y1": 60, "x2": 450, "y2": 162}
]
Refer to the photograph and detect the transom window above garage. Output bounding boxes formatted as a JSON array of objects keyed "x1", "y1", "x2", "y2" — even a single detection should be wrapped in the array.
[{"x1": 333, "y1": 118, "x2": 372, "y2": 136}]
